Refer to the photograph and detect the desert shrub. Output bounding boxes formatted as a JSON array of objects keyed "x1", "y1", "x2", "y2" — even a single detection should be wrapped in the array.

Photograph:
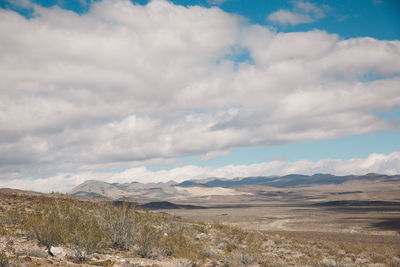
[
  {"x1": 244, "y1": 232, "x2": 263, "y2": 253},
  {"x1": 223, "y1": 250, "x2": 261, "y2": 267},
  {"x1": 96, "y1": 200, "x2": 134, "y2": 250},
  {"x1": 161, "y1": 228, "x2": 202, "y2": 259},
  {"x1": 25, "y1": 196, "x2": 206, "y2": 261},
  {"x1": 14, "y1": 194, "x2": 291, "y2": 264},
  {"x1": 132, "y1": 222, "x2": 164, "y2": 258},
  {"x1": 389, "y1": 260, "x2": 400, "y2": 267},
  {"x1": 24, "y1": 197, "x2": 110, "y2": 261},
  {"x1": 0, "y1": 250, "x2": 9, "y2": 267},
  {"x1": 370, "y1": 253, "x2": 387, "y2": 264},
  {"x1": 24, "y1": 199, "x2": 63, "y2": 256},
  {"x1": 222, "y1": 236, "x2": 263, "y2": 267},
  {"x1": 0, "y1": 224, "x2": 7, "y2": 237},
  {"x1": 61, "y1": 202, "x2": 110, "y2": 262},
  {"x1": 127, "y1": 212, "x2": 205, "y2": 260},
  {"x1": 5, "y1": 208, "x2": 24, "y2": 226},
  {"x1": 3, "y1": 197, "x2": 27, "y2": 228}
]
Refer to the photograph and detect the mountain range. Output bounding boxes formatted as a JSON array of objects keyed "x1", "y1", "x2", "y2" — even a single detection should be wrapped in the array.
[{"x1": 70, "y1": 173, "x2": 400, "y2": 202}]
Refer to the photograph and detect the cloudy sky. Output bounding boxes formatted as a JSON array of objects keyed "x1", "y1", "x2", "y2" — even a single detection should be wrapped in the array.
[{"x1": 0, "y1": 0, "x2": 399, "y2": 192}]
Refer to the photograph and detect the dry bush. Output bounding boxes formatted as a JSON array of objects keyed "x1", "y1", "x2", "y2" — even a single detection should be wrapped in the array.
[
  {"x1": 61, "y1": 203, "x2": 110, "y2": 262},
  {"x1": 24, "y1": 197, "x2": 110, "y2": 261},
  {"x1": 96, "y1": 200, "x2": 135, "y2": 250},
  {"x1": 0, "y1": 225, "x2": 7, "y2": 238},
  {"x1": 96, "y1": 201, "x2": 135, "y2": 250},
  {"x1": 161, "y1": 228, "x2": 203, "y2": 260},
  {"x1": 24, "y1": 199, "x2": 63, "y2": 256},
  {"x1": 5, "y1": 207, "x2": 25, "y2": 226},
  {"x1": 131, "y1": 222, "x2": 164, "y2": 258},
  {"x1": 223, "y1": 250, "x2": 261, "y2": 267},
  {"x1": 23, "y1": 196, "x2": 206, "y2": 261},
  {"x1": 0, "y1": 250, "x2": 9, "y2": 267}
]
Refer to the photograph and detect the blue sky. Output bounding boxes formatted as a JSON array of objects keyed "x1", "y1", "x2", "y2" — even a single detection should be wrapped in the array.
[
  {"x1": 2, "y1": 0, "x2": 399, "y2": 40},
  {"x1": 0, "y1": 0, "x2": 399, "y2": 191}
]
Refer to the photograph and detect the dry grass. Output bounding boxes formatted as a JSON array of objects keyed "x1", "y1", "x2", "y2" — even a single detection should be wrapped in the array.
[
  {"x1": 0, "y1": 250, "x2": 9, "y2": 267},
  {"x1": 0, "y1": 191, "x2": 399, "y2": 266}
]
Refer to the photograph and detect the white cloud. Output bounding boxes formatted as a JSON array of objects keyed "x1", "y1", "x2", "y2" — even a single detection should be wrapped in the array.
[
  {"x1": 0, "y1": 0, "x2": 399, "y2": 184},
  {"x1": 267, "y1": 1, "x2": 327, "y2": 26},
  {"x1": 267, "y1": 10, "x2": 313, "y2": 26},
  {"x1": 207, "y1": 0, "x2": 229, "y2": 5},
  {"x1": 5, "y1": 0, "x2": 33, "y2": 9},
  {"x1": 1, "y1": 152, "x2": 399, "y2": 193},
  {"x1": 200, "y1": 150, "x2": 231, "y2": 161}
]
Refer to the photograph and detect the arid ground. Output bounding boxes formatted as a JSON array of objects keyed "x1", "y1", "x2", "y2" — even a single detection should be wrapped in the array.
[
  {"x1": 1, "y1": 181, "x2": 399, "y2": 266},
  {"x1": 154, "y1": 181, "x2": 400, "y2": 266}
]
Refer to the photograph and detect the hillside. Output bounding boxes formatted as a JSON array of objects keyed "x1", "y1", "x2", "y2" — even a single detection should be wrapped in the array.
[
  {"x1": 70, "y1": 173, "x2": 400, "y2": 202},
  {"x1": 1, "y1": 189, "x2": 399, "y2": 266}
]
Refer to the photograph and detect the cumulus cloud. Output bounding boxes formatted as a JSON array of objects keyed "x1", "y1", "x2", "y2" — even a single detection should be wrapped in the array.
[
  {"x1": 0, "y1": 0, "x2": 399, "y2": 184},
  {"x1": 0, "y1": 152, "x2": 399, "y2": 193},
  {"x1": 267, "y1": 1, "x2": 327, "y2": 26}
]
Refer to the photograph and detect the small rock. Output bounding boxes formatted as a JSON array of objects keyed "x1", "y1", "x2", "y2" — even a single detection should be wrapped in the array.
[
  {"x1": 265, "y1": 239, "x2": 276, "y2": 247},
  {"x1": 195, "y1": 233, "x2": 206, "y2": 241},
  {"x1": 50, "y1": 246, "x2": 74, "y2": 259},
  {"x1": 343, "y1": 257, "x2": 353, "y2": 263},
  {"x1": 277, "y1": 248, "x2": 292, "y2": 255},
  {"x1": 355, "y1": 258, "x2": 369, "y2": 264},
  {"x1": 338, "y1": 249, "x2": 346, "y2": 255},
  {"x1": 322, "y1": 257, "x2": 336, "y2": 266},
  {"x1": 50, "y1": 246, "x2": 67, "y2": 259}
]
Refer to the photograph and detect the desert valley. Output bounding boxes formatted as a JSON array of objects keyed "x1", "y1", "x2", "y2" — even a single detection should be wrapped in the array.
[
  {"x1": 1, "y1": 0, "x2": 400, "y2": 266},
  {"x1": 0, "y1": 173, "x2": 399, "y2": 266}
]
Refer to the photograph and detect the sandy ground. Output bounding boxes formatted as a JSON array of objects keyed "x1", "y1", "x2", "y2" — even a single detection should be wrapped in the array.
[{"x1": 162, "y1": 204, "x2": 400, "y2": 235}]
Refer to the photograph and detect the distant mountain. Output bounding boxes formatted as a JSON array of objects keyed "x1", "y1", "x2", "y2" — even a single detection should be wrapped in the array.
[
  {"x1": 70, "y1": 173, "x2": 399, "y2": 201},
  {"x1": 175, "y1": 173, "x2": 399, "y2": 188},
  {"x1": 109, "y1": 200, "x2": 204, "y2": 209},
  {"x1": 70, "y1": 180, "x2": 128, "y2": 199},
  {"x1": 70, "y1": 179, "x2": 249, "y2": 201},
  {"x1": 311, "y1": 200, "x2": 400, "y2": 207}
]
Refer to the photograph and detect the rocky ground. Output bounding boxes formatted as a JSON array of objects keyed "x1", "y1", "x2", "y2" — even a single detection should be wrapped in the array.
[
  {"x1": 0, "y1": 189, "x2": 399, "y2": 267},
  {"x1": 2, "y1": 228, "x2": 400, "y2": 266}
]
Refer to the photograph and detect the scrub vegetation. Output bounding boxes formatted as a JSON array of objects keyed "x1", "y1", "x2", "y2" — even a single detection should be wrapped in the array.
[{"x1": 0, "y1": 190, "x2": 399, "y2": 266}]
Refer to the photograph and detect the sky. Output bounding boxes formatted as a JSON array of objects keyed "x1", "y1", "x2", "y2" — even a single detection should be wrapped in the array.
[{"x1": 0, "y1": 0, "x2": 399, "y2": 192}]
